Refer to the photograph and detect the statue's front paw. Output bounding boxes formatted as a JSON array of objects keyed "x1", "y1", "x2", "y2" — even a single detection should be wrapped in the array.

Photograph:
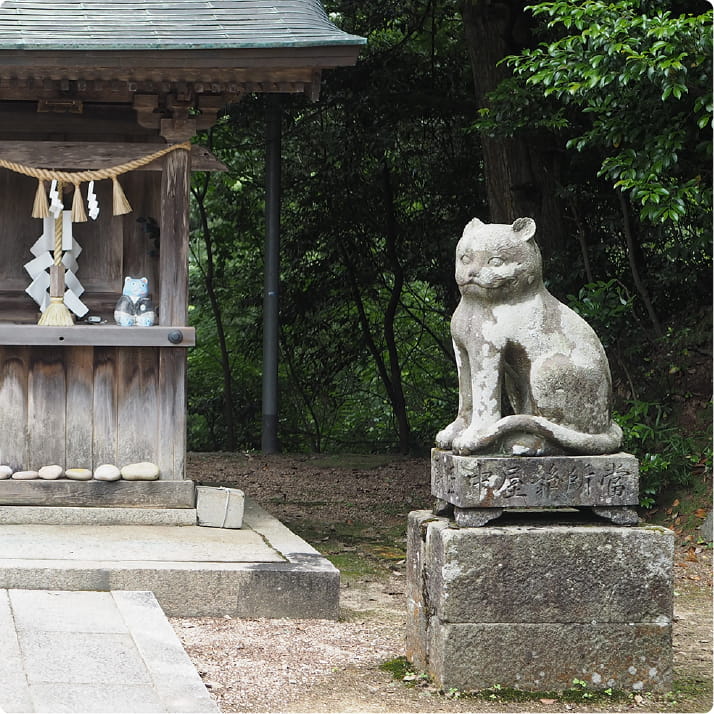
[
  {"x1": 451, "y1": 432, "x2": 475, "y2": 455},
  {"x1": 452, "y1": 429, "x2": 490, "y2": 455},
  {"x1": 435, "y1": 429, "x2": 453, "y2": 449},
  {"x1": 435, "y1": 419, "x2": 467, "y2": 449}
]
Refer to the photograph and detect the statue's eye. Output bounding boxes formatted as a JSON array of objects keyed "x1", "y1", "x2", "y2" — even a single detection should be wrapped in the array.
[
  {"x1": 489, "y1": 257, "x2": 504, "y2": 267},
  {"x1": 460, "y1": 254, "x2": 472, "y2": 265}
]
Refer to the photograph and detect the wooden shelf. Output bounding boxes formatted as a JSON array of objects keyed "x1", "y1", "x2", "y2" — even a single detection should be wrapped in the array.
[{"x1": 0, "y1": 324, "x2": 195, "y2": 347}]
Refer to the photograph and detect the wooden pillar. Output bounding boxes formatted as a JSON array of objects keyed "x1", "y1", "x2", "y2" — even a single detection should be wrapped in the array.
[
  {"x1": 262, "y1": 95, "x2": 281, "y2": 454},
  {"x1": 158, "y1": 145, "x2": 191, "y2": 479},
  {"x1": 159, "y1": 147, "x2": 190, "y2": 324}
]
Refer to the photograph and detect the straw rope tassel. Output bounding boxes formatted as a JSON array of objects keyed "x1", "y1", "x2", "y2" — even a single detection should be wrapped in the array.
[
  {"x1": 32, "y1": 179, "x2": 50, "y2": 219},
  {"x1": 71, "y1": 182, "x2": 88, "y2": 222},
  {"x1": 38, "y1": 182, "x2": 73, "y2": 326},
  {"x1": 112, "y1": 176, "x2": 132, "y2": 216}
]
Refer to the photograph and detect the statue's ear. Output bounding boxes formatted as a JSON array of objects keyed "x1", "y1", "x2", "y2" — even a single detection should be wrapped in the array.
[
  {"x1": 465, "y1": 217, "x2": 485, "y2": 231},
  {"x1": 512, "y1": 217, "x2": 536, "y2": 242}
]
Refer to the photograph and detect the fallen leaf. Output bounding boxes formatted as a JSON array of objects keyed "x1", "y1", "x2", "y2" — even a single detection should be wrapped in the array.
[
  {"x1": 634, "y1": 693, "x2": 644, "y2": 705},
  {"x1": 686, "y1": 547, "x2": 698, "y2": 562},
  {"x1": 695, "y1": 508, "x2": 708, "y2": 518},
  {"x1": 672, "y1": 499, "x2": 680, "y2": 508},
  {"x1": 539, "y1": 698, "x2": 556, "y2": 704}
]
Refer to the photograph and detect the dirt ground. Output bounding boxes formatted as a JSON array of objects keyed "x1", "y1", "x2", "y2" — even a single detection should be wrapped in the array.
[{"x1": 174, "y1": 452, "x2": 713, "y2": 714}]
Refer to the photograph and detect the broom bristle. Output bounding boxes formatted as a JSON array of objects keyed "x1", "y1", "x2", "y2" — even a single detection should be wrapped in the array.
[
  {"x1": 32, "y1": 180, "x2": 50, "y2": 219},
  {"x1": 71, "y1": 183, "x2": 88, "y2": 222},
  {"x1": 38, "y1": 297, "x2": 74, "y2": 326},
  {"x1": 112, "y1": 177, "x2": 132, "y2": 215}
]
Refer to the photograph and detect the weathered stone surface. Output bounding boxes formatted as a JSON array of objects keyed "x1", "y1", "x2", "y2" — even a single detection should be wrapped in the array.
[
  {"x1": 406, "y1": 510, "x2": 674, "y2": 693},
  {"x1": 121, "y1": 462, "x2": 160, "y2": 481},
  {"x1": 434, "y1": 218, "x2": 622, "y2": 457},
  {"x1": 453, "y1": 507, "x2": 503, "y2": 527},
  {"x1": 11, "y1": 471, "x2": 39, "y2": 480},
  {"x1": 65, "y1": 468, "x2": 92, "y2": 481},
  {"x1": 38, "y1": 465, "x2": 63, "y2": 480},
  {"x1": 428, "y1": 621, "x2": 672, "y2": 693},
  {"x1": 196, "y1": 486, "x2": 244, "y2": 529},
  {"x1": 432, "y1": 449, "x2": 639, "y2": 508},
  {"x1": 94, "y1": 464, "x2": 121, "y2": 482},
  {"x1": 425, "y1": 521, "x2": 672, "y2": 623}
]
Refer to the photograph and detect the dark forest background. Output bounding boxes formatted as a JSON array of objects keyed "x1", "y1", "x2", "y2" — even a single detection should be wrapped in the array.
[{"x1": 186, "y1": 0, "x2": 712, "y2": 506}]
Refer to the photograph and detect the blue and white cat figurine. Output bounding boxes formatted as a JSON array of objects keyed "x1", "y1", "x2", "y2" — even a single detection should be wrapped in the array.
[{"x1": 114, "y1": 276, "x2": 156, "y2": 326}]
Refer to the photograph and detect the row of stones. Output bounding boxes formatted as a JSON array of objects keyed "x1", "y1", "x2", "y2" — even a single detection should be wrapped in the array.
[{"x1": 0, "y1": 462, "x2": 160, "y2": 481}]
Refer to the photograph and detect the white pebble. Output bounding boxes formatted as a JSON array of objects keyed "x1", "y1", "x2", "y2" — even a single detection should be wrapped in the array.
[
  {"x1": 0, "y1": 465, "x2": 13, "y2": 479},
  {"x1": 38, "y1": 465, "x2": 64, "y2": 480},
  {"x1": 12, "y1": 470, "x2": 39, "y2": 480},
  {"x1": 65, "y1": 468, "x2": 92, "y2": 481},
  {"x1": 121, "y1": 462, "x2": 160, "y2": 481},
  {"x1": 94, "y1": 464, "x2": 121, "y2": 481}
]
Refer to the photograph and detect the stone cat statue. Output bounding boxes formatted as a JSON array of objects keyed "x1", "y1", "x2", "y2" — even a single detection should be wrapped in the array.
[{"x1": 436, "y1": 217, "x2": 622, "y2": 456}]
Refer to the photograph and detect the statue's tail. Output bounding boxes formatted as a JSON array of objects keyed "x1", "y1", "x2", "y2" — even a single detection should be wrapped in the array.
[{"x1": 474, "y1": 415, "x2": 623, "y2": 455}]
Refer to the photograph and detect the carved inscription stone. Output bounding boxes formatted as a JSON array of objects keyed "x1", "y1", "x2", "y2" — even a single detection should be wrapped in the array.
[{"x1": 432, "y1": 449, "x2": 639, "y2": 509}]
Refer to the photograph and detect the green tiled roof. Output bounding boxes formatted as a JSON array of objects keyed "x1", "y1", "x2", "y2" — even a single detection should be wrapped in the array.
[{"x1": 0, "y1": 0, "x2": 365, "y2": 50}]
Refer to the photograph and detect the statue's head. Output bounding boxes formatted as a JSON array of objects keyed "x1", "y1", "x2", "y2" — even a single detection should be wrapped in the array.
[{"x1": 455, "y1": 217, "x2": 542, "y2": 300}]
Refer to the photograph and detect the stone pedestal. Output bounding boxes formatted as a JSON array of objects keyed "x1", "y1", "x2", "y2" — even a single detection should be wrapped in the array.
[
  {"x1": 432, "y1": 449, "x2": 640, "y2": 525},
  {"x1": 406, "y1": 511, "x2": 674, "y2": 693}
]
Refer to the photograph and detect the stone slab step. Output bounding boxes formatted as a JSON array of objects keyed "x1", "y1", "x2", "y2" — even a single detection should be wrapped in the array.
[
  {"x1": 0, "y1": 505, "x2": 197, "y2": 526},
  {"x1": 0, "y1": 589, "x2": 218, "y2": 713},
  {"x1": 0, "y1": 499, "x2": 339, "y2": 619}
]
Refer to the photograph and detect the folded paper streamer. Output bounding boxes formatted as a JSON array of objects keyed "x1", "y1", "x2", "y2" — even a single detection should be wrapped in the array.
[{"x1": 24, "y1": 210, "x2": 87, "y2": 318}]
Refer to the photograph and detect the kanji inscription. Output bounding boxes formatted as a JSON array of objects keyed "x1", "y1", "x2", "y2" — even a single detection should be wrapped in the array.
[{"x1": 431, "y1": 450, "x2": 639, "y2": 509}]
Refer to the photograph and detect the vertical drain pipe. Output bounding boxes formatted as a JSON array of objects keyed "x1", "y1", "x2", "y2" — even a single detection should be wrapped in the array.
[{"x1": 262, "y1": 94, "x2": 281, "y2": 453}]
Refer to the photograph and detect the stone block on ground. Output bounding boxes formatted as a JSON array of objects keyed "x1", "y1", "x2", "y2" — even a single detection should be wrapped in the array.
[
  {"x1": 406, "y1": 510, "x2": 674, "y2": 693},
  {"x1": 196, "y1": 485, "x2": 245, "y2": 528}
]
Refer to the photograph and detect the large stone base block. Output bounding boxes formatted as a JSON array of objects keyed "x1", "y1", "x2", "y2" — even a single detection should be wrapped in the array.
[{"x1": 406, "y1": 510, "x2": 674, "y2": 693}]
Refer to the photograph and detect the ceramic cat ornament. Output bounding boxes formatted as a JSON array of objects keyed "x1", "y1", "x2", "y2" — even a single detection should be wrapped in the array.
[{"x1": 436, "y1": 217, "x2": 622, "y2": 456}]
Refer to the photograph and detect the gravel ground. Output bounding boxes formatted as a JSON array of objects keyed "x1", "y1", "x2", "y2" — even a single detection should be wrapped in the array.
[{"x1": 174, "y1": 452, "x2": 713, "y2": 713}]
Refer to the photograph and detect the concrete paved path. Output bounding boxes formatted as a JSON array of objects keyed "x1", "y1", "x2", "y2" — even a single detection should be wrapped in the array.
[{"x1": 0, "y1": 589, "x2": 218, "y2": 713}]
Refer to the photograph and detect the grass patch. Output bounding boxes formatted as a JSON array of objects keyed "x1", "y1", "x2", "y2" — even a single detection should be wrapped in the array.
[
  {"x1": 660, "y1": 675, "x2": 714, "y2": 711},
  {"x1": 380, "y1": 661, "x2": 634, "y2": 704}
]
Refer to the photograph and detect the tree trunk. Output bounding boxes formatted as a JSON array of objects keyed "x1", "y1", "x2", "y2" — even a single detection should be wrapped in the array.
[
  {"x1": 460, "y1": 0, "x2": 566, "y2": 260},
  {"x1": 192, "y1": 176, "x2": 237, "y2": 450},
  {"x1": 381, "y1": 161, "x2": 411, "y2": 455}
]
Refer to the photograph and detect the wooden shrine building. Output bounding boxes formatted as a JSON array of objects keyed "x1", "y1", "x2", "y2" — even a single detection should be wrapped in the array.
[{"x1": 0, "y1": 0, "x2": 363, "y2": 503}]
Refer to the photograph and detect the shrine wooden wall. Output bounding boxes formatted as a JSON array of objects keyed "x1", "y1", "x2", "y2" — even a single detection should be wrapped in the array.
[{"x1": 0, "y1": 345, "x2": 185, "y2": 477}]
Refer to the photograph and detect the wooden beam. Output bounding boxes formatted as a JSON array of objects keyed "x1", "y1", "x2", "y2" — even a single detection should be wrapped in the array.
[
  {"x1": 0, "y1": 141, "x2": 226, "y2": 171},
  {"x1": 0, "y1": 325, "x2": 196, "y2": 347}
]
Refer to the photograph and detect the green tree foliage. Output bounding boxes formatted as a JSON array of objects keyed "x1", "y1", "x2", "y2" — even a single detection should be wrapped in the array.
[
  {"x1": 187, "y1": 0, "x2": 711, "y2": 501},
  {"x1": 475, "y1": 0, "x2": 712, "y2": 499}
]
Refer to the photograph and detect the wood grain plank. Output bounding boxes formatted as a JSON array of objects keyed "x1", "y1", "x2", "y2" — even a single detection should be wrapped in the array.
[
  {"x1": 121, "y1": 172, "x2": 161, "y2": 291},
  {"x1": 93, "y1": 347, "x2": 118, "y2": 467},
  {"x1": 116, "y1": 347, "x2": 159, "y2": 468},
  {"x1": 65, "y1": 346, "x2": 94, "y2": 469},
  {"x1": 158, "y1": 148, "x2": 190, "y2": 325},
  {"x1": 0, "y1": 347, "x2": 29, "y2": 471},
  {"x1": 157, "y1": 347, "x2": 186, "y2": 481},
  {"x1": 27, "y1": 351, "x2": 67, "y2": 469}
]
